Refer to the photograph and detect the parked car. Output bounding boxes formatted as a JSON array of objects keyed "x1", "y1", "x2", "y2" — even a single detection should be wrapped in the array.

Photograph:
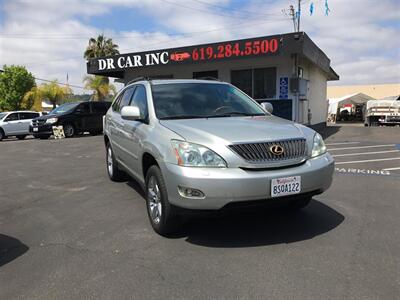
[
  {"x1": 30, "y1": 101, "x2": 111, "y2": 139},
  {"x1": 0, "y1": 111, "x2": 41, "y2": 141},
  {"x1": 104, "y1": 79, "x2": 334, "y2": 235}
]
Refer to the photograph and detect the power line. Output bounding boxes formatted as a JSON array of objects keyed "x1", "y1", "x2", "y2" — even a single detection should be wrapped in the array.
[
  {"x1": 190, "y1": 0, "x2": 282, "y2": 17},
  {"x1": 34, "y1": 77, "x2": 85, "y2": 89}
]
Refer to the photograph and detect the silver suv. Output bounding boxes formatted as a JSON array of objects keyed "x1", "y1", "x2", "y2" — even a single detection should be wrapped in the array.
[
  {"x1": 104, "y1": 79, "x2": 334, "y2": 235},
  {"x1": 0, "y1": 111, "x2": 41, "y2": 141}
]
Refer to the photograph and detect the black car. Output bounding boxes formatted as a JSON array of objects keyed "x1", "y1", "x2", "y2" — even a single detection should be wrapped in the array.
[{"x1": 30, "y1": 101, "x2": 111, "y2": 139}]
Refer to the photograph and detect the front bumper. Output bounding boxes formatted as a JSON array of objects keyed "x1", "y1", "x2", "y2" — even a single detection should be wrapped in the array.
[
  {"x1": 29, "y1": 125, "x2": 53, "y2": 135},
  {"x1": 160, "y1": 153, "x2": 334, "y2": 210}
]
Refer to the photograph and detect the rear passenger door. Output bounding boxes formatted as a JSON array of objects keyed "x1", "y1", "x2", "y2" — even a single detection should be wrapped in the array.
[
  {"x1": 109, "y1": 87, "x2": 136, "y2": 164},
  {"x1": 91, "y1": 102, "x2": 110, "y2": 131},
  {"x1": 120, "y1": 85, "x2": 149, "y2": 178}
]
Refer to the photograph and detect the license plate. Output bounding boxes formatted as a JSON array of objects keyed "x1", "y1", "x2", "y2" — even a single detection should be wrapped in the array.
[
  {"x1": 33, "y1": 127, "x2": 38, "y2": 132},
  {"x1": 271, "y1": 176, "x2": 301, "y2": 197}
]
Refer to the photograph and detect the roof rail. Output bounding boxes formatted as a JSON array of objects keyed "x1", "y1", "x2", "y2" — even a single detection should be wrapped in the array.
[
  {"x1": 126, "y1": 76, "x2": 151, "y2": 85},
  {"x1": 196, "y1": 76, "x2": 221, "y2": 81}
]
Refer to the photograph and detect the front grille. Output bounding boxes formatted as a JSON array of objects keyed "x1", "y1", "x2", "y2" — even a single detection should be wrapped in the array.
[
  {"x1": 32, "y1": 119, "x2": 46, "y2": 126},
  {"x1": 229, "y1": 138, "x2": 306, "y2": 164}
]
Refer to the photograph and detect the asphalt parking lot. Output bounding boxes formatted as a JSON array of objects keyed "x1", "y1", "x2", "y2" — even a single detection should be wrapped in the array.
[{"x1": 1, "y1": 126, "x2": 399, "y2": 299}]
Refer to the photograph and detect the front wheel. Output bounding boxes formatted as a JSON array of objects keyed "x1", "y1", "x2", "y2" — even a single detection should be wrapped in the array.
[
  {"x1": 0, "y1": 130, "x2": 4, "y2": 141},
  {"x1": 63, "y1": 123, "x2": 75, "y2": 138},
  {"x1": 145, "y1": 165, "x2": 180, "y2": 236}
]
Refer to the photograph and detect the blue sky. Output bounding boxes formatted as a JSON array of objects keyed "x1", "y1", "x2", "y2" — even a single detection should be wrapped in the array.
[{"x1": 0, "y1": 0, "x2": 399, "y2": 93}]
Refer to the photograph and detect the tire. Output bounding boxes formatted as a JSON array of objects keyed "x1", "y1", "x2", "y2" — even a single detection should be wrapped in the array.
[
  {"x1": 39, "y1": 135, "x2": 51, "y2": 140},
  {"x1": 63, "y1": 123, "x2": 75, "y2": 138},
  {"x1": 106, "y1": 142, "x2": 126, "y2": 182},
  {"x1": 145, "y1": 165, "x2": 180, "y2": 236},
  {"x1": 0, "y1": 129, "x2": 4, "y2": 141},
  {"x1": 17, "y1": 135, "x2": 27, "y2": 140},
  {"x1": 288, "y1": 196, "x2": 312, "y2": 210}
]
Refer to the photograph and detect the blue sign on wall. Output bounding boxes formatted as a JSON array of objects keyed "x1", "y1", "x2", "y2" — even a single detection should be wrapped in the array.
[{"x1": 279, "y1": 77, "x2": 289, "y2": 99}]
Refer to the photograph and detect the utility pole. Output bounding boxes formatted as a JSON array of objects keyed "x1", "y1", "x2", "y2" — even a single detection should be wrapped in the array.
[
  {"x1": 289, "y1": 5, "x2": 296, "y2": 32},
  {"x1": 297, "y1": 0, "x2": 301, "y2": 32},
  {"x1": 285, "y1": 1, "x2": 302, "y2": 32}
]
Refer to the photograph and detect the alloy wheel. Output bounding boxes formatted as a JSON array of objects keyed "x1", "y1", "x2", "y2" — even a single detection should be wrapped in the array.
[
  {"x1": 147, "y1": 176, "x2": 162, "y2": 224},
  {"x1": 107, "y1": 146, "x2": 113, "y2": 177}
]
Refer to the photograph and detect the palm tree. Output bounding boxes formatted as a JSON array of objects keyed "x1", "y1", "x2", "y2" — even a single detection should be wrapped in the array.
[
  {"x1": 84, "y1": 34, "x2": 119, "y2": 60},
  {"x1": 83, "y1": 75, "x2": 116, "y2": 101},
  {"x1": 24, "y1": 80, "x2": 72, "y2": 110}
]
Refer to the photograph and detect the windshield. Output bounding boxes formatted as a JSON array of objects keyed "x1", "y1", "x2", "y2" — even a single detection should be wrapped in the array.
[
  {"x1": 49, "y1": 102, "x2": 80, "y2": 115},
  {"x1": 151, "y1": 83, "x2": 266, "y2": 120},
  {"x1": 0, "y1": 113, "x2": 7, "y2": 120}
]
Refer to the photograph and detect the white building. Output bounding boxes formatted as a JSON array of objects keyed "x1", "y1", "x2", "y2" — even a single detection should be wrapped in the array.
[{"x1": 87, "y1": 32, "x2": 339, "y2": 126}]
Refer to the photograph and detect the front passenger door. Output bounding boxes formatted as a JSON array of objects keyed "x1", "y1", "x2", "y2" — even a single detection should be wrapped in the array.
[{"x1": 2, "y1": 113, "x2": 21, "y2": 135}]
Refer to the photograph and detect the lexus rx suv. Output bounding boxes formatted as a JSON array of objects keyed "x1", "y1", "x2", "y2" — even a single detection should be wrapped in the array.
[
  {"x1": 104, "y1": 79, "x2": 334, "y2": 235},
  {"x1": 30, "y1": 101, "x2": 111, "y2": 139},
  {"x1": 0, "y1": 111, "x2": 41, "y2": 141}
]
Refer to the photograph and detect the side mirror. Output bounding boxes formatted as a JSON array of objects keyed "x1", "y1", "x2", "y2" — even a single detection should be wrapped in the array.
[
  {"x1": 121, "y1": 106, "x2": 141, "y2": 121},
  {"x1": 261, "y1": 102, "x2": 273, "y2": 114}
]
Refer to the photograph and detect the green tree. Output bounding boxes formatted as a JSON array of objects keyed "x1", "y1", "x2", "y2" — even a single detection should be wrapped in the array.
[
  {"x1": 0, "y1": 65, "x2": 36, "y2": 111},
  {"x1": 83, "y1": 75, "x2": 116, "y2": 101},
  {"x1": 84, "y1": 34, "x2": 119, "y2": 60},
  {"x1": 84, "y1": 34, "x2": 119, "y2": 85},
  {"x1": 24, "y1": 80, "x2": 72, "y2": 110}
]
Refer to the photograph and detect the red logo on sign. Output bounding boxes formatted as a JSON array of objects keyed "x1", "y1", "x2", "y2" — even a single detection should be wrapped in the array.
[{"x1": 170, "y1": 52, "x2": 191, "y2": 61}]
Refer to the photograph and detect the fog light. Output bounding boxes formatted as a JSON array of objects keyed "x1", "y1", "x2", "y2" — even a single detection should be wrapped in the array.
[{"x1": 178, "y1": 186, "x2": 205, "y2": 199}]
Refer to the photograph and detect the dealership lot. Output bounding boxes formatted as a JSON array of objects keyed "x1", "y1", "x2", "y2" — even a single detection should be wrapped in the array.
[{"x1": 1, "y1": 126, "x2": 399, "y2": 299}]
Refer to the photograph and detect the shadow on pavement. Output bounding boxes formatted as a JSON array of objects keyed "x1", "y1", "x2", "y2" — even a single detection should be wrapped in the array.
[
  {"x1": 0, "y1": 234, "x2": 29, "y2": 267},
  {"x1": 309, "y1": 124, "x2": 341, "y2": 139},
  {"x1": 180, "y1": 199, "x2": 344, "y2": 248}
]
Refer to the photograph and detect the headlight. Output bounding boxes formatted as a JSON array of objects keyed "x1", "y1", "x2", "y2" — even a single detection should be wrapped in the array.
[
  {"x1": 171, "y1": 140, "x2": 226, "y2": 167},
  {"x1": 45, "y1": 117, "x2": 58, "y2": 124},
  {"x1": 311, "y1": 133, "x2": 327, "y2": 157}
]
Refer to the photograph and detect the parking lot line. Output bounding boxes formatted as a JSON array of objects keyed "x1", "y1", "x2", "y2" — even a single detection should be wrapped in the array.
[
  {"x1": 382, "y1": 166, "x2": 400, "y2": 171},
  {"x1": 335, "y1": 157, "x2": 400, "y2": 165},
  {"x1": 332, "y1": 150, "x2": 400, "y2": 157},
  {"x1": 325, "y1": 142, "x2": 360, "y2": 146},
  {"x1": 328, "y1": 144, "x2": 395, "y2": 151}
]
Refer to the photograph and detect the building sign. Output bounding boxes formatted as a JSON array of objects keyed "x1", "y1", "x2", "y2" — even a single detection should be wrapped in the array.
[
  {"x1": 87, "y1": 35, "x2": 281, "y2": 75},
  {"x1": 279, "y1": 77, "x2": 289, "y2": 99}
]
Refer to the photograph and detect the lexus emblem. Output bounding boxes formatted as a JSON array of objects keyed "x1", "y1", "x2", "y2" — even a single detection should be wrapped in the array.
[{"x1": 270, "y1": 145, "x2": 284, "y2": 156}]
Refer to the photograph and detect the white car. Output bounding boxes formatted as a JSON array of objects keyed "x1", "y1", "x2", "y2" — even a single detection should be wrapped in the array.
[{"x1": 0, "y1": 111, "x2": 41, "y2": 141}]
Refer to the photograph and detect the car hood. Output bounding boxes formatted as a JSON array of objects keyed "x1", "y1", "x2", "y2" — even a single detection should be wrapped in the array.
[
  {"x1": 160, "y1": 116, "x2": 310, "y2": 145},
  {"x1": 33, "y1": 113, "x2": 65, "y2": 121}
]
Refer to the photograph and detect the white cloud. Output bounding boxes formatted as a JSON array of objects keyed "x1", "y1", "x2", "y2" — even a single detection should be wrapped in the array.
[{"x1": 0, "y1": 0, "x2": 399, "y2": 94}]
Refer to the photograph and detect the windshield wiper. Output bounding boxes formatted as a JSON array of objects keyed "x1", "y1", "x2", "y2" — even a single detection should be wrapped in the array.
[
  {"x1": 159, "y1": 115, "x2": 206, "y2": 120},
  {"x1": 206, "y1": 112, "x2": 265, "y2": 118}
]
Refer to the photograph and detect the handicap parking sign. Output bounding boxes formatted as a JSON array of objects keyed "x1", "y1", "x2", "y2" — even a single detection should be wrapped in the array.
[{"x1": 279, "y1": 77, "x2": 289, "y2": 99}]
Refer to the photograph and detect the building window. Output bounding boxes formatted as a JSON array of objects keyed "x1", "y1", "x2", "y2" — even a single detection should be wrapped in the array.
[
  {"x1": 193, "y1": 70, "x2": 218, "y2": 80},
  {"x1": 231, "y1": 67, "x2": 276, "y2": 99}
]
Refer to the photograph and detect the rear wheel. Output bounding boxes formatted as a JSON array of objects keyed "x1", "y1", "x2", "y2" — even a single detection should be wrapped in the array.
[
  {"x1": 16, "y1": 135, "x2": 27, "y2": 140},
  {"x1": 145, "y1": 165, "x2": 180, "y2": 236},
  {"x1": 106, "y1": 142, "x2": 125, "y2": 181},
  {"x1": 63, "y1": 123, "x2": 75, "y2": 138},
  {"x1": 0, "y1": 129, "x2": 4, "y2": 141}
]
